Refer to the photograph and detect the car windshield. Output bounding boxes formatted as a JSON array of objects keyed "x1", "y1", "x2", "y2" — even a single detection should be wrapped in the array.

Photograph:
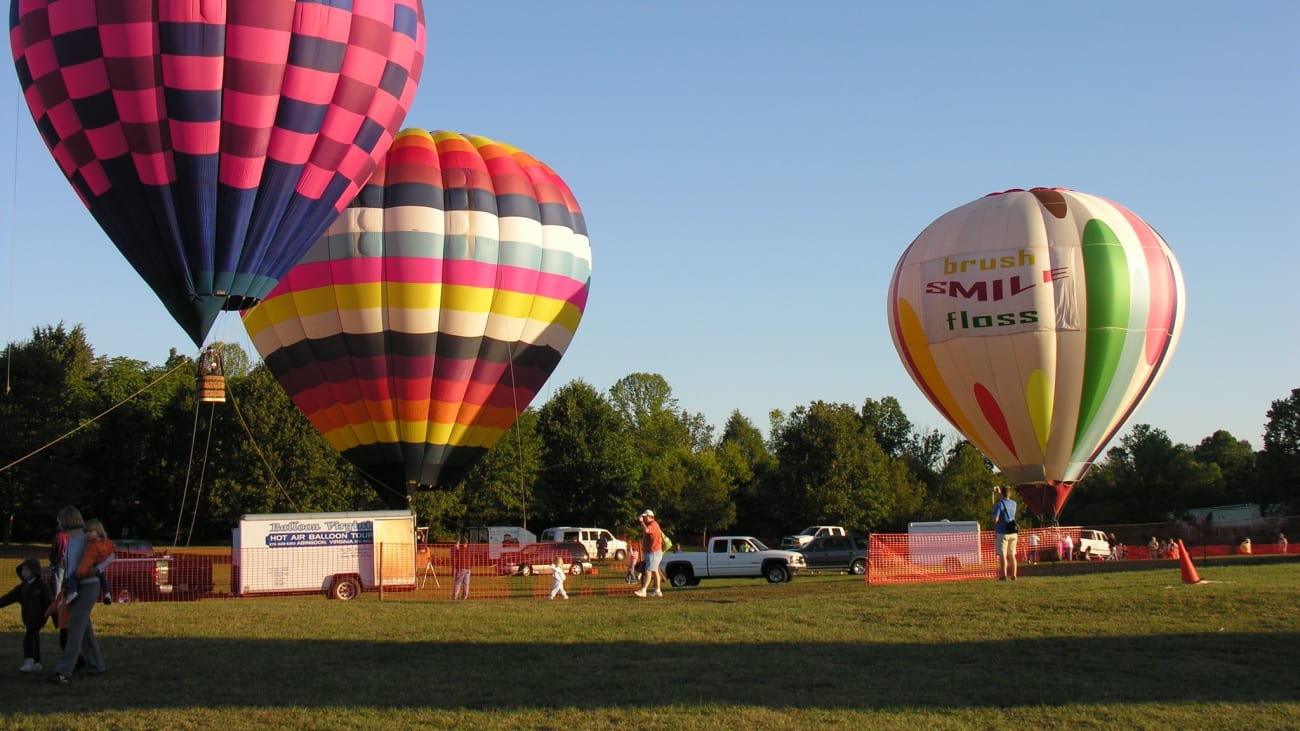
[
  {"x1": 797, "y1": 527, "x2": 819, "y2": 537},
  {"x1": 750, "y1": 539, "x2": 770, "y2": 551}
]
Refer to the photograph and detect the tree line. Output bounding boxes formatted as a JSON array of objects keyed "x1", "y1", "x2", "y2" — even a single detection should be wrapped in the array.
[{"x1": 2, "y1": 324, "x2": 1297, "y2": 544}]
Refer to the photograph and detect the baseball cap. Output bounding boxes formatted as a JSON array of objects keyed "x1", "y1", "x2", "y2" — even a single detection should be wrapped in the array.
[{"x1": 639, "y1": 509, "x2": 654, "y2": 518}]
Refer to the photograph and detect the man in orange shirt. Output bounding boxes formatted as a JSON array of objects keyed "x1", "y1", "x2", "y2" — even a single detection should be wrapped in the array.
[{"x1": 633, "y1": 510, "x2": 663, "y2": 598}]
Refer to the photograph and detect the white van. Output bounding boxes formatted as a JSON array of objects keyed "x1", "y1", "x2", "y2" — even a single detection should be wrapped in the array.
[
  {"x1": 466, "y1": 526, "x2": 537, "y2": 559},
  {"x1": 539, "y1": 527, "x2": 628, "y2": 561}
]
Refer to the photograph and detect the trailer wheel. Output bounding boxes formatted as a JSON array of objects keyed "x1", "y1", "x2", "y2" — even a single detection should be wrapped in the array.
[{"x1": 329, "y1": 575, "x2": 361, "y2": 601}]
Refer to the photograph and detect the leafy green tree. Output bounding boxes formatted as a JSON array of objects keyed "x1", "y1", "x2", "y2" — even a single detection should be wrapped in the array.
[
  {"x1": 1257, "y1": 388, "x2": 1300, "y2": 513},
  {"x1": 860, "y1": 396, "x2": 913, "y2": 458},
  {"x1": 534, "y1": 380, "x2": 640, "y2": 531},
  {"x1": 1192, "y1": 430, "x2": 1257, "y2": 504},
  {"x1": 767, "y1": 401, "x2": 924, "y2": 534},
  {"x1": 922, "y1": 440, "x2": 998, "y2": 524},
  {"x1": 195, "y1": 362, "x2": 380, "y2": 539},
  {"x1": 447, "y1": 409, "x2": 543, "y2": 532},
  {"x1": 717, "y1": 410, "x2": 773, "y2": 532},
  {"x1": 1080, "y1": 424, "x2": 1210, "y2": 522},
  {"x1": 0, "y1": 325, "x2": 104, "y2": 540},
  {"x1": 608, "y1": 372, "x2": 712, "y2": 452}
]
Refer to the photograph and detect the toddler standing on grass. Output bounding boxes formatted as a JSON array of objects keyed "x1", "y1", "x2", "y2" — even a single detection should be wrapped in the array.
[
  {"x1": 0, "y1": 557, "x2": 54, "y2": 672},
  {"x1": 549, "y1": 556, "x2": 569, "y2": 600}
]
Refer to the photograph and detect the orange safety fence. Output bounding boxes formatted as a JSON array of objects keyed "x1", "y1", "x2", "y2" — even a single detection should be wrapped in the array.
[
  {"x1": 867, "y1": 528, "x2": 1294, "y2": 585},
  {"x1": 44, "y1": 537, "x2": 1290, "y2": 601}
]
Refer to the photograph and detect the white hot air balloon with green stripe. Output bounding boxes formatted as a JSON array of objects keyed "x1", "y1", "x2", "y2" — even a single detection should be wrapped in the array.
[{"x1": 887, "y1": 188, "x2": 1185, "y2": 523}]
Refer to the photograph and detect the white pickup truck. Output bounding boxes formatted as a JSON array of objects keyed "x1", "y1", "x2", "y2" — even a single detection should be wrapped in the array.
[
  {"x1": 659, "y1": 536, "x2": 807, "y2": 587},
  {"x1": 781, "y1": 525, "x2": 847, "y2": 548}
]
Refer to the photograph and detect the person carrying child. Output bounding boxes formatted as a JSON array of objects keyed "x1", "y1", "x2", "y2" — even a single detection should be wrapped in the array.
[
  {"x1": 62, "y1": 519, "x2": 115, "y2": 607},
  {"x1": 49, "y1": 509, "x2": 115, "y2": 684},
  {"x1": 548, "y1": 556, "x2": 569, "y2": 600},
  {"x1": 0, "y1": 557, "x2": 55, "y2": 672}
]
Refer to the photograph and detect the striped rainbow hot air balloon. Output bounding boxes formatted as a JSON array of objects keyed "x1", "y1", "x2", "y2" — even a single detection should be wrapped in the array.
[
  {"x1": 242, "y1": 129, "x2": 590, "y2": 501},
  {"x1": 887, "y1": 188, "x2": 1185, "y2": 523}
]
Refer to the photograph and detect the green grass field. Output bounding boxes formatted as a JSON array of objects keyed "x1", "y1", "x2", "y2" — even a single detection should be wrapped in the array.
[{"x1": 0, "y1": 550, "x2": 1296, "y2": 730}]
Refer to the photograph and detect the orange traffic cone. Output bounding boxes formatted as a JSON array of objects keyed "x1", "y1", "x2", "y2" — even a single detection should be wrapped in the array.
[{"x1": 1177, "y1": 540, "x2": 1204, "y2": 585}]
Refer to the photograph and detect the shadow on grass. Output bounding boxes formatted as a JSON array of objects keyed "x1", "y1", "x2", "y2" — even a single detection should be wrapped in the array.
[{"x1": 3, "y1": 632, "x2": 1297, "y2": 713}]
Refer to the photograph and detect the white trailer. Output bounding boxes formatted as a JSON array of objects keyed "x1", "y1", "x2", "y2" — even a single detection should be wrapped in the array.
[
  {"x1": 907, "y1": 520, "x2": 983, "y2": 569},
  {"x1": 233, "y1": 510, "x2": 417, "y2": 600}
]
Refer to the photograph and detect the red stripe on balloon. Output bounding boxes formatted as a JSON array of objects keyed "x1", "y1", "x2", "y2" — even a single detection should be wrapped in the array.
[{"x1": 974, "y1": 382, "x2": 1019, "y2": 459}]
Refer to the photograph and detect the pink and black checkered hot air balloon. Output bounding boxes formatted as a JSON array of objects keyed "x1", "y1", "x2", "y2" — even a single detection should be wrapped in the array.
[
  {"x1": 242, "y1": 129, "x2": 591, "y2": 503},
  {"x1": 887, "y1": 188, "x2": 1186, "y2": 524},
  {"x1": 9, "y1": 0, "x2": 426, "y2": 346}
]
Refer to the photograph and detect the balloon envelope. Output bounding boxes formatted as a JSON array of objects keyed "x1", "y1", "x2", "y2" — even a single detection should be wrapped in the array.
[
  {"x1": 10, "y1": 0, "x2": 426, "y2": 346},
  {"x1": 242, "y1": 129, "x2": 591, "y2": 499},
  {"x1": 887, "y1": 188, "x2": 1185, "y2": 520}
]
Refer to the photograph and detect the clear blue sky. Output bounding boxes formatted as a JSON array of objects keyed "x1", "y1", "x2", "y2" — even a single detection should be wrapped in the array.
[{"x1": 2, "y1": 2, "x2": 1297, "y2": 451}]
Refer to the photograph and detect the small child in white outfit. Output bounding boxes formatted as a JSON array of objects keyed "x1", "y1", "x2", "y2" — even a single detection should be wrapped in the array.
[{"x1": 548, "y1": 556, "x2": 568, "y2": 600}]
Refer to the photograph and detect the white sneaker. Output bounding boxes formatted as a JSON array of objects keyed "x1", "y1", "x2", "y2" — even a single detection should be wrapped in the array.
[
  {"x1": 633, "y1": 589, "x2": 647, "y2": 598},
  {"x1": 29, "y1": 662, "x2": 42, "y2": 672},
  {"x1": 18, "y1": 658, "x2": 34, "y2": 672},
  {"x1": 652, "y1": 589, "x2": 663, "y2": 597}
]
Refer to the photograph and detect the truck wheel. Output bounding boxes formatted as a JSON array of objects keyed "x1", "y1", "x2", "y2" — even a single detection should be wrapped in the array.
[
  {"x1": 667, "y1": 566, "x2": 692, "y2": 588},
  {"x1": 613, "y1": 549, "x2": 627, "y2": 561},
  {"x1": 570, "y1": 563, "x2": 584, "y2": 576},
  {"x1": 765, "y1": 564, "x2": 790, "y2": 583},
  {"x1": 329, "y1": 575, "x2": 361, "y2": 601},
  {"x1": 850, "y1": 558, "x2": 867, "y2": 575}
]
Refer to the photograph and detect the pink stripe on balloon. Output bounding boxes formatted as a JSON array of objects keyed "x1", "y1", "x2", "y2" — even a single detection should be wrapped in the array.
[
  {"x1": 281, "y1": 66, "x2": 341, "y2": 106},
  {"x1": 974, "y1": 383, "x2": 1019, "y2": 459},
  {"x1": 1114, "y1": 203, "x2": 1177, "y2": 366},
  {"x1": 271, "y1": 258, "x2": 584, "y2": 300},
  {"x1": 170, "y1": 120, "x2": 221, "y2": 156},
  {"x1": 221, "y1": 90, "x2": 281, "y2": 129},
  {"x1": 225, "y1": 25, "x2": 292, "y2": 64},
  {"x1": 99, "y1": 21, "x2": 155, "y2": 58},
  {"x1": 265, "y1": 128, "x2": 319, "y2": 166},
  {"x1": 160, "y1": 55, "x2": 223, "y2": 93}
]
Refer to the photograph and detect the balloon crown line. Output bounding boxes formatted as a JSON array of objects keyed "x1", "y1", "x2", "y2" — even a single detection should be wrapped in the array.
[{"x1": 984, "y1": 187, "x2": 1071, "y2": 197}]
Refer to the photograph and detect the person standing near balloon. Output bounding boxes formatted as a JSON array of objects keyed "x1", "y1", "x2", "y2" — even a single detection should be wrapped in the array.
[
  {"x1": 451, "y1": 539, "x2": 472, "y2": 601},
  {"x1": 992, "y1": 487, "x2": 1019, "y2": 581}
]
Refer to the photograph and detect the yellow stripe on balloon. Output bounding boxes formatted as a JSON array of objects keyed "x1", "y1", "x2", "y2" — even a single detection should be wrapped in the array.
[
  {"x1": 1025, "y1": 368, "x2": 1052, "y2": 455},
  {"x1": 254, "y1": 282, "x2": 583, "y2": 333}
]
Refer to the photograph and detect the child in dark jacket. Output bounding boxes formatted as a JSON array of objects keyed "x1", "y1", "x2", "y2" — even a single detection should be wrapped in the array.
[{"x1": 0, "y1": 557, "x2": 54, "y2": 672}]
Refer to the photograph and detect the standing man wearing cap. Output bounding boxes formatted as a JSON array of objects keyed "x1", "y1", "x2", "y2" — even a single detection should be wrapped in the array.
[{"x1": 634, "y1": 510, "x2": 664, "y2": 598}]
